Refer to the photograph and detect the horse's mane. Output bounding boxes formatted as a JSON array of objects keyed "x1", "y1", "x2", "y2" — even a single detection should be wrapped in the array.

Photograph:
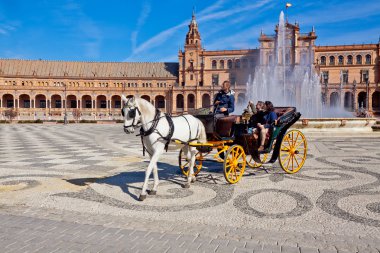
[{"x1": 134, "y1": 97, "x2": 159, "y2": 120}]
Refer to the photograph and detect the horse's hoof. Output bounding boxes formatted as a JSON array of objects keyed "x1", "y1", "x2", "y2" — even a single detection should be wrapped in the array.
[
  {"x1": 182, "y1": 183, "x2": 190, "y2": 188},
  {"x1": 191, "y1": 177, "x2": 196, "y2": 183},
  {"x1": 147, "y1": 190, "x2": 157, "y2": 195},
  {"x1": 138, "y1": 195, "x2": 147, "y2": 201}
]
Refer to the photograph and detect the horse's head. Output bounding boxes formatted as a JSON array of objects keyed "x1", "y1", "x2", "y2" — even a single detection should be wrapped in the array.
[{"x1": 121, "y1": 95, "x2": 141, "y2": 134}]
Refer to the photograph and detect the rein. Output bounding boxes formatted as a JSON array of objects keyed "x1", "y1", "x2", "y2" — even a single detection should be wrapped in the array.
[{"x1": 136, "y1": 108, "x2": 175, "y2": 156}]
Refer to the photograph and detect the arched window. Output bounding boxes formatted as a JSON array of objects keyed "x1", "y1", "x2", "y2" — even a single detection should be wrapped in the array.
[
  {"x1": 320, "y1": 56, "x2": 326, "y2": 65},
  {"x1": 365, "y1": 54, "x2": 371, "y2": 64},
  {"x1": 219, "y1": 60, "x2": 224, "y2": 69},
  {"x1": 356, "y1": 55, "x2": 362, "y2": 64},
  {"x1": 347, "y1": 55, "x2": 353, "y2": 65},
  {"x1": 329, "y1": 56, "x2": 335, "y2": 65},
  {"x1": 187, "y1": 94, "x2": 195, "y2": 109},
  {"x1": 227, "y1": 59, "x2": 233, "y2": 69},
  {"x1": 338, "y1": 55, "x2": 344, "y2": 65},
  {"x1": 235, "y1": 59, "x2": 240, "y2": 68},
  {"x1": 176, "y1": 94, "x2": 184, "y2": 109},
  {"x1": 212, "y1": 60, "x2": 217, "y2": 69},
  {"x1": 155, "y1": 95, "x2": 165, "y2": 109},
  {"x1": 202, "y1": 94, "x2": 210, "y2": 108}
]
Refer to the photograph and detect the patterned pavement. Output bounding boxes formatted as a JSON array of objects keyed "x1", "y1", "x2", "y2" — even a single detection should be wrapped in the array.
[{"x1": 0, "y1": 124, "x2": 380, "y2": 252}]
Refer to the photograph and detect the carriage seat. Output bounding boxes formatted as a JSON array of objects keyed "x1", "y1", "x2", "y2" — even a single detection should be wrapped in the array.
[
  {"x1": 215, "y1": 115, "x2": 238, "y2": 137},
  {"x1": 274, "y1": 107, "x2": 295, "y2": 118}
]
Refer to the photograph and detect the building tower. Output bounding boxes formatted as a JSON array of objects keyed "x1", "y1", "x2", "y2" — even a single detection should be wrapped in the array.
[{"x1": 178, "y1": 10, "x2": 203, "y2": 87}]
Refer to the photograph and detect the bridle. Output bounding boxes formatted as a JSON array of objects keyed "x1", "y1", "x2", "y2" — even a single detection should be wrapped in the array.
[{"x1": 122, "y1": 105, "x2": 141, "y2": 129}]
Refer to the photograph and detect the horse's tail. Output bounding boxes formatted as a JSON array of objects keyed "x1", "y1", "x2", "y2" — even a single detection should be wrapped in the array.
[{"x1": 197, "y1": 119, "x2": 207, "y2": 143}]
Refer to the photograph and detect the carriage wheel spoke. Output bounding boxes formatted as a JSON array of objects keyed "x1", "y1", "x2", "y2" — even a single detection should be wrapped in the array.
[
  {"x1": 291, "y1": 132, "x2": 295, "y2": 146},
  {"x1": 294, "y1": 155, "x2": 300, "y2": 168},
  {"x1": 295, "y1": 153, "x2": 305, "y2": 160},
  {"x1": 293, "y1": 140, "x2": 304, "y2": 150},
  {"x1": 282, "y1": 154, "x2": 292, "y2": 166},
  {"x1": 291, "y1": 155, "x2": 294, "y2": 170},
  {"x1": 286, "y1": 135, "x2": 292, "y2": 147},
  {"x1": 293, "y1": 132, "x2": 299, "y2": 146},
  {"x1": 286, "y1": 155, "x2": 292, "y2": 169}
]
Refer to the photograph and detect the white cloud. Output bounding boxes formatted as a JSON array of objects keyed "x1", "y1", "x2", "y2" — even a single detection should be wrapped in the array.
[
  {"x1": 125, "y1": 0, "x2": 271, "y2": 61},
  {"x1": 0, "y1": 23, "x2": 17, "y2": 35},
  {"x1": 131, "y1": 1, "x2": 152, "y2": 51}
]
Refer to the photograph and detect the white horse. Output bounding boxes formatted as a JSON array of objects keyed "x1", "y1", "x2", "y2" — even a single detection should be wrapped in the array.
[{"x1": 121, "y1": 95, "x2": 206, "y2": 201}]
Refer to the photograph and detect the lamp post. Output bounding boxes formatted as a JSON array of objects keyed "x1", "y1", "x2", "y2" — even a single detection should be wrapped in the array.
[
  {"x1": 366, "y1": 80, "x2": 370, "y2": 111},
  {"x1": 63, "y1": 82, "x2": 68, "y2": 125},
  {"x1": 353, "y1": 79, "x2": 357, "y2": 112}
]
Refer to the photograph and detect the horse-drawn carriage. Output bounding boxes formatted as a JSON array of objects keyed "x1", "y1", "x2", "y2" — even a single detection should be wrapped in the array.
[
  {"x1": 121, "y1": 95, "x2": 307, "y2": 200},
  {"x1": 178, "y1": 107, "x2": 307, "y2": 184}
]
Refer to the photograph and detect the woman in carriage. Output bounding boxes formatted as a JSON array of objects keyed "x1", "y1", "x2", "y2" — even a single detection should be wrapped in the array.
[{"x1": 257, "y1": 101, "x2": 278, "y2": 152}]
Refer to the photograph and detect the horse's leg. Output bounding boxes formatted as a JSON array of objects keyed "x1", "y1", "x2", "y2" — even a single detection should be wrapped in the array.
[
  {"x1": 145, "y1": 153, "x2": 159, "y2": 195},
  {"x1": 187, "y1": 146, "x2": 197, "y2": 185},
  {"x1": 148, "y1": 163, "x2": 159, "y2": 195},
  {"x1": 140, "y1": 149, "x2": 162, "y2": 201}
]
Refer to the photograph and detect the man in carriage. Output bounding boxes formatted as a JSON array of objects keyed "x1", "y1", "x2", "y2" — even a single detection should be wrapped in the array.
[{"x1": 213, "y1": 80, "x2": 235, "y2": 117}]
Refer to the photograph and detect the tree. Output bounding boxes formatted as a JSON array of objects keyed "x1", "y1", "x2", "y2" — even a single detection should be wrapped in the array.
[
  {"x1": 72, "y1": 109, "x2": 81, "y2": 123},
  {"x1": 3, "y1": 109, "x2": 18, "y2": 122}
]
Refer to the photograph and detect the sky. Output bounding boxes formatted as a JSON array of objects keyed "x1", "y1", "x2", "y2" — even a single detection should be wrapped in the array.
[{"x1": 0, "y1": 0, "x2": 379, "y2": 62}]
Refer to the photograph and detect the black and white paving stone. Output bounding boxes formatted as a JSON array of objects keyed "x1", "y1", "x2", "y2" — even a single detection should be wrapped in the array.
[{"x1": 0, "y1": 124, "x2": 380, "y2": 252}]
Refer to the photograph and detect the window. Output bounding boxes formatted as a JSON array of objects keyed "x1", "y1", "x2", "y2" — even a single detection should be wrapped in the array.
[
  {"x1": 268, "y1": 55, "x2": 273, "y2": 65},
  {"x1": 235, "y1": 59, "x2": 240, "y2": 68},
  {"x1": 320, "y1": 56, "x2": 326, "y2": 65},
  {"x1": 219, "y1": 60, "x2": 224, "y2": 69},
  {"x1": 212, "y1": 60, "x2": 217, "y2": 69},
  {"x1": 7, "y1": 100, "x2": 14, "y2": 108},
  {"x1": 70, "y1": 100, "x2": 77, "y2": 108},
  {"x1": 361, "y1": 70, "x2": 369, "y2": 83},
  {"x1": 227, "y1": 59, "x2": 233, "y2": 69},
  {"x1": 229, "y1": 73, "x2": 236, "y2": 85},
  {"x1": 365, "y1": 54, "x2": 371, "y2": 64},
  {"x1": 242, "y1": 59, "x2": 248, "y2": 68},
  {"x1": 329, "y1": 56, "x2": 335, "y2": 65},
  {"x1": 55, "y1": 100, "x2": 61, "y2": 108},
  {"x1": 287, "y1": 54, "x2": 291, "y2": 64},
  {"x1": 212, "y1": 74, "x2": 219, "y2": 86},
  {"x1": 85, "y1": 100, "x2": 92, "y2": 108},
  {"x1": 40, "y1": 100, "x2": 46, "y2": 108},
  {"x1": 190, "y1": 74, "x2": 193, "y2": 80},
  {"x1": 24, "y1": 100, "x2": 30, "y2": 108},
  {"x1": 249, "y1": 58, "x2": 255, "y2": 68},
  {"x1": 338, "y1": 55, "x2": 344, "y2": 65},
  {"x1": 322, "y1": 71, "x2": 329, "y2": 84},
  {"x1": 347, "y1": 55, "x2": 353, "y2": 65},
  {"x1": 115, "y1": 101, "x2": 121, "y2": 108},
  {"x1": 100, "y1": 100, "x2": 107, "y2": 108},
  {"x1": 356, "y1": 55, "x2": 362, "y2": 64},
  {"x1": 342, "y1": 70, "x2": 348, "y2": 84}
]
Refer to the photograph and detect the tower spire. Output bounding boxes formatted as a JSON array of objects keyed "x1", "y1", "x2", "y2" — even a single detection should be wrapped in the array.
[{"x1": 185, "y1": 9, "x2": 201, "y2": 49}]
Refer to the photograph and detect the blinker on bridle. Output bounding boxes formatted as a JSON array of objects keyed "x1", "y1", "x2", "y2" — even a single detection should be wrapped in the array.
[{"x1": 122, "y1": 105, "x2": 141, "y2": 129}]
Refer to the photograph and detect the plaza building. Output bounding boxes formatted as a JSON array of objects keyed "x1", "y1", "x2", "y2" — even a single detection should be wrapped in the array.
[{"x1": 0, "y1": 13, "x2": 379, "y2": 120}]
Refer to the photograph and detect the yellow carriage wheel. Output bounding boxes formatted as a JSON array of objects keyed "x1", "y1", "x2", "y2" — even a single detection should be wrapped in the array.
[
  {"x1": 223, "y1": 145, "x2": 246, "y2": 184},
  {"x1": 246, "y1": 153, "x2": 269, "y2": 168},
  {"x1": 179, "y1": 148, "x2": 203, "y2": 177},
  {"x1": 279, "y1": 130, "x2": 307, "y2": 174}
]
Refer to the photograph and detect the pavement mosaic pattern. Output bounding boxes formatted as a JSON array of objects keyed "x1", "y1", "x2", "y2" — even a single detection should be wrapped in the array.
[{"x1": 0, "y1": 124, "x2": 380, "y2": 252}]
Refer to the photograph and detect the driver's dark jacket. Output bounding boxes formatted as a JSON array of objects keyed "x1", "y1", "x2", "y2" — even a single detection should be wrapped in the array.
[{"x1": 213, "y1": 90, "x2": 235, "y2": 115}]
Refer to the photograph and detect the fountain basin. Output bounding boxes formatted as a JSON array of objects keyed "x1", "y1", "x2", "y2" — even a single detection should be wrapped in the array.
[{"x1": 293, "y1": 118, "x2": 376, "y2": 132}]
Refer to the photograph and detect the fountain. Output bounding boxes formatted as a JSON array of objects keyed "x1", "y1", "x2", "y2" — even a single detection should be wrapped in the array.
[{"x1": 242, "y1": 11, "x2": 376, "y2": 131}]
